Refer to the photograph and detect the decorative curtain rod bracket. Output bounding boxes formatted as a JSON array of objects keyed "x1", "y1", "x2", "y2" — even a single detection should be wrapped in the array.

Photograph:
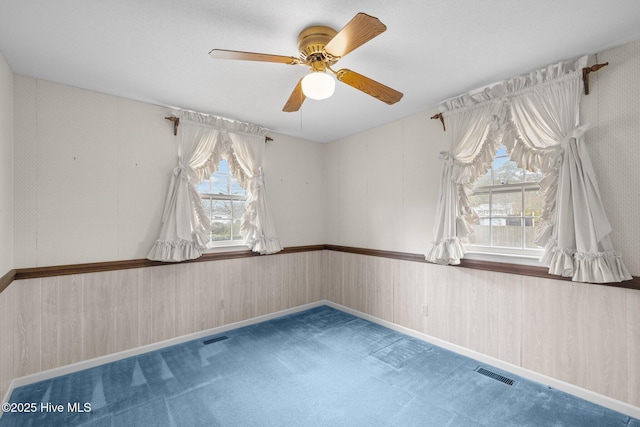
[
  {"x1": 582, "y1": 62, "x2": 608, "y2": 95},
  {"x1": 431, "y1": 113, "x2": 446, "y2": 131},
  {"x1": 165, "y1": 116, "x2": 179, "y2": 135}
]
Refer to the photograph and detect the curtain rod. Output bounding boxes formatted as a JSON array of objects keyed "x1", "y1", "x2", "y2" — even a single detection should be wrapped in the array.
[
  {"x1": 582, "y1": 62, "x2": 608, "y2": 95},
  {"x1": 163, "y1": 116, "x2": 273, "y2": 142},
  {"x1": 430, "y1": 113, "x2": 445, "y2": 131},
  {"x1": 430, "y1": 62, "x2": 609, "y2": 132}
]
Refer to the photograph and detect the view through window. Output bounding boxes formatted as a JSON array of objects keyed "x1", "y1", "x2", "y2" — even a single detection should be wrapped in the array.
[
  {"x1": 197, "y1": 159, "x2": 246, "y2": 245},
  {"x1": 467, "y1": 145, "x2": 543, "y2": 254}
]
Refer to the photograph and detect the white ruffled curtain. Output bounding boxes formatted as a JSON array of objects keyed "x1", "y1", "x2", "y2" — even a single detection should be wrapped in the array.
[
  {"x1": 147, "y1": 114, "x2": 218, "y2": 261},
  {"x1": 425, "y1": 88, "x2": 503, "y2": 264},
  {"x1": 228, "y1": 132, "x2": 283, "y2": 254},
  {"x1": 426, "y1": 55, "x2": 632, "y2": 283},
  {"x1": 506, "y1": 56, "x2": 630, "y2": 282},
  {"x1": 148, "y1": 110, "x2": 282, "y2": 262}
]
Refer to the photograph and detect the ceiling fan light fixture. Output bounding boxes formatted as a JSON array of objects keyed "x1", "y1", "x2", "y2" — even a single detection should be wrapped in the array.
[
  {"x1": 301, "y1": 71, "x2": 335, "y2": 100},
  {"x1": 211, "y1": 13, "x2": 403, "y2": 112}
]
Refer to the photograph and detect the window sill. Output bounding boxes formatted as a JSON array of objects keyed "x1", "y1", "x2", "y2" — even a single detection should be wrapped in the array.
[
  {"x1": 203, "y1": 243, "x2": 250, "y2": 254},
  {"x1": 463, "y1": 250, "x2": 544, "y2": 267}
]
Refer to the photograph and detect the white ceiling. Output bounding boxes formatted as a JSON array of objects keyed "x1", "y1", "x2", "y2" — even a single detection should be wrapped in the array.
[{"x1": 2, "y1": 1, "x2": 640, "y2": 143}]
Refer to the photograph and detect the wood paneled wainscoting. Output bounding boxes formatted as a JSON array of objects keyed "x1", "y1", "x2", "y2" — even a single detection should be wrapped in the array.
[
  {"x1": 1, "y1": 247, "x2": 639, "y2": 413},
  {"x1": 324, "y1": 250, "x2": 640, "y2": 411},
  {"x1": 0, "y1": 250, "x2": 328, "y2": 402}
]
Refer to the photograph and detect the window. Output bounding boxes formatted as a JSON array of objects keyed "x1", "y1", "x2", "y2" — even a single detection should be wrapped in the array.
[
  {"x1": 467, "y1": 145, "x2": 543, "y2": 256},
  {"x1": 197, "y1": 159, "x2": 247, "y2": 246}
]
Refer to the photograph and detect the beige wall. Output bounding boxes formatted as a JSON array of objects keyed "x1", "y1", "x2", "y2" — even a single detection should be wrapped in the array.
[
  {"x1": 265, "y1": 132, "x2": 325, "y2": 247},
  {"x1": 325, "y1": 111, "x2": 441, "y2": 254},
  {"x1": 12, "y1": 76, "x2": 325, "y2": 267},
  {"x1": 583, "y1": 39, "x2": 640, "y2": 274},
  {"x1": 0, "y1": 51, "x2": 13, "y2": 276},
  {"x1": 13, "y1": 76, "x2": 176, "y2": 267}
]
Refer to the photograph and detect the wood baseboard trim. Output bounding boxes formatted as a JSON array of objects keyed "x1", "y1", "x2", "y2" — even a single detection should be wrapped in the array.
[{"x1": 3, "y1": 244, "x2": 638, "y2": 292}]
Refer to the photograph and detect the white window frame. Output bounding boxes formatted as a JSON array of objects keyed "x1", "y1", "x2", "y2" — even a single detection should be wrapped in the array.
[
  {"x1": 465, "y1": 149, "x2": 544, "y2": 265},
  {"x1": 198, "y1": 160, "x2": 248, "y2": 250}
]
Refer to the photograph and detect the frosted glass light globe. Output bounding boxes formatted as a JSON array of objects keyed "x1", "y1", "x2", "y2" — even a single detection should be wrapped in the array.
[{"x1": 301, "y1": 72, "x2": 335, "y2": 100}]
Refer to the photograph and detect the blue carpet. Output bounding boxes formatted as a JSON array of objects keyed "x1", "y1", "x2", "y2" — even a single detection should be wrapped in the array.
[{"x1": 1, "y1": 305, "x2": 638, "y2": 426}]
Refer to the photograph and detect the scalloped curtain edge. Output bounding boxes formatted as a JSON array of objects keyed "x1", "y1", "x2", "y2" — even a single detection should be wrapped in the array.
[
  {"x1": 425, "y1": 238, "x2": 466, "y2": 265},
  {"x1": 542, "y1": 241, "x2": 632, "y2": 283},
  {"x1": 147, "y1": 240, "x2": 204, "y2": 262},
  {"x1": 248, "y1": 236, "x2": 283, "y2": 255}
]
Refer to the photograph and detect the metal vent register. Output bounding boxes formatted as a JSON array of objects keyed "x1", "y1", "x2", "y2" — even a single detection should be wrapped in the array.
[
  {"x1": 474, "y1": 367, "x2": 516, "y2": 386},
  {"x1": 203, "y1": 335, "x2": 229, "y2": 345}
]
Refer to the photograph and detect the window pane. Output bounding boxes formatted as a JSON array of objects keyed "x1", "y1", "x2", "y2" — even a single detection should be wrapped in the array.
[
  {"x1": 201, "y1": 197, "x2": 212, "y2": 220},
  {"x1": 492, "y1": 191, "x2": 522, "y2": 216},
  {"x1": 231, "y1": 180, "x2": 246, "y2": 196},
  {"x1": 230, "y1": 201, "x2": 245, "y2": 241},
  {"x1": 211, "y1": 220, "x2": 231, "y2": 241},
  {"x1": 197, "y1": 159, "x2": 248, "y2": 245},
  {"x1": 469, "y1": 192, "x2": 490, "y2": 217},
  {"x1": 525, "y1": 218, "x2": 542, "y2": 249},
  {"x1": 493, "y1": 160, "x2": 524, "y2": 184},
  {"x1": 231, "y1": 219, "x2": 243, "y2": 240},
  {"x1": 494, "y1": 145, "x2": 508, "y2": 158},
  {"x1": 232, "y1": 200, "x2": 245, "y2": 221},
  {"x1": 231, "y1": 226, "x2": 242, "y2": 240},
  {"x1": 525, "y1": 168, "x2": 543, "y2": 183},
  {"x1": 524, "y1": 188, "x2": 542, "y2": 217},
  {"x1": 197, "y1": 179, "x2": 212, "y2": 194},
  {"x1": 475, "y1": 170, "x2": 493, "y2": 188},
  {"x1": 217, "y1": 159, "x2": 231, "y2": 173},
  {"x1": 212, "y1": 200, "x2": 231, "y2": 220},
  {"x1": 469, "y1": 222, "x2": 490, "y2": 245},
  {"x1": 468, "y1": 145, "x2": 543, "y2": 253},
  {"x1": 211, "y1": 174, "x2": 229, "y2": 194},
  {"x1": 492, "y1": 217, "x2": 523, "y2": 248}
]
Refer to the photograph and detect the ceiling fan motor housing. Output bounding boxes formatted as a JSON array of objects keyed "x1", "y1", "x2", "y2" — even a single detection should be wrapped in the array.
[{"x1": 297, "y1": 25, "x2": 338, "y2": 65}]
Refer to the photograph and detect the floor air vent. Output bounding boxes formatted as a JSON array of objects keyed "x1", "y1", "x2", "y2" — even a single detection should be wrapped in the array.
[
  {"x1": 203, "y1": 336, "x2": 229, "y2": 345},
  {"x1": 475, "y1": 367, "x2": 516, "y2": 386}
]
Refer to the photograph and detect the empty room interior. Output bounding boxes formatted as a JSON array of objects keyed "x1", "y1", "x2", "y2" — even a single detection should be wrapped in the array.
[{"x1": 1, "y1": 1, "x2": 640, "y2": 425}]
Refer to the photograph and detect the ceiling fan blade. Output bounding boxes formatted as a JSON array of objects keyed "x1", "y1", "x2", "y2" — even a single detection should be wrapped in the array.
[
  {"x1": 324, "y1": 13, "x2": 386, "y2": 58},
  {"x1": 336, "y1": 69, "x2": 403, "y2": 105},
  {"x1": 209, "y1": 49, "x2": 300, "y2": 65},
  {"x1": 282, "y1": 78, "x2": 306, "y2": 112}
]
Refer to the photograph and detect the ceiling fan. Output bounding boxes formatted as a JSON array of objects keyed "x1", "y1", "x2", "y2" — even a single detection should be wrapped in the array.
[{"x1": 209, "y1": 12, "x2": 403, "y2": 112}]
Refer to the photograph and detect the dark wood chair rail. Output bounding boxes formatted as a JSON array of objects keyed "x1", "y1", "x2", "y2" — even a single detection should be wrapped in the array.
[{"x1": 1, "y1": 244, "x2": 638, "y2": 294}]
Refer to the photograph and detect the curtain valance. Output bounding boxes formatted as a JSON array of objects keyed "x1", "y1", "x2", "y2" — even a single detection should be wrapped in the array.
[{"x1": 427, "y1": 55, "x2": 631, "y2": 283}]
